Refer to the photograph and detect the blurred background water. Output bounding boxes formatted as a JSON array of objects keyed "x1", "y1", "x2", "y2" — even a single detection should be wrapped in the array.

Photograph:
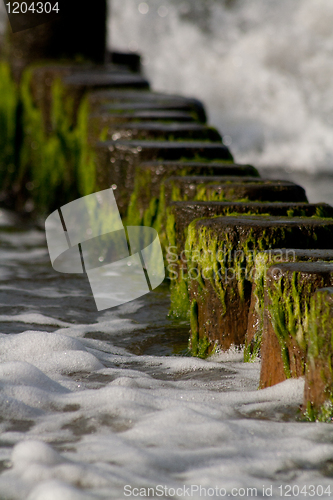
[
  {"x1": 1, "y1": 0, "x2": 333, "y2": 202},
  {"x1": 109, "y1": 0, "x2": 333, "y2": 203}
]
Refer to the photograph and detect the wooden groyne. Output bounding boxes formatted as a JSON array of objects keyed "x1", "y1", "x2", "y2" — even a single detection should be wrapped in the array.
[{"x1": 1, "y1": 10, "x2": 333, "y2": 421}]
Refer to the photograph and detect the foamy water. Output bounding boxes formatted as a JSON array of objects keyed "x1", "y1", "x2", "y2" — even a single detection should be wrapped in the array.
[
  {"x1": 111, "y1": 0, "x2": 333, "y2": 173},
  {"x1": 1, "y1": 2, "x2": 333, "y2": 497},
  {"x1": 0, "y1": 210, "x2": 333, "y2": 499}
]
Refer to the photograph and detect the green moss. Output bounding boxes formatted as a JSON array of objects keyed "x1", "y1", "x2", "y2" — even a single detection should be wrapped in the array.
[
  {"x1": 75, "y1": 97, "x2": 96, "y2": 197},
  {"x1": 266, "y1": 277, "x2": 293, "y2": 378},
  {"x1": 169, "y1": 217, "x2": 333, "y2": 353},
  {"x1": 248, "y1": 249, "x2": 333, "y2": 363},
  {"x1": 19, "y1": 70, "x2": 96, "y2": 212},
  {"x1": 245, "y1": 250, "x2": 291, "y2": 362},
  {"x1": 169, "y1": 277, "x2": 190, "y2": 320},
  {"x1": 176, "y1": 154, "x2": 234, "y2": 164},
  {"x1": 166, "y1": 207, "x2": 192, "y2": 319},
  {"x1": 315, "y1": 205, "x2": 330, "y2": 218},
  {"x1": 304, "y1": 400, "x2": 333, "y2": 423},
  {"x1": 189, "y1": 299, "x2": 211, "y2": 358},
  {"x1": 126, "y1": 171, "x2": 187, "y2": 239},
  {"x1": 265, "y1": 270, "x2": 324, "y2": 378},
  {"x1": 0, "y1": 61, "x2": 18, "y2": 188},
  {"x1": 152, "y1": 183, "x2": 166, "y2": 237},
  {"x1": 179, "y1": 218, "x2": 283, "y2": 321},
  {"x1": 304, "y1": 290, "x2": 333, "y2": 421},
  {"x1": 0, "y1": 63, "x2": 94, "y2": 211},
  {"x1": 20, "y1": 71, "x2": 65, "y2": 209},
  {"x1": 167, "y1": 216, "x2": 253, "y2": 320},
  {"x1": 127, "y1": 177, "x2": 252, "y2": 253},
  {"x1": 308, "y1": 291, "x2": 332, "y2": 361},
  {"x1": 165, "y1": 207, "x2": 177, "y2": 249},
  {"x1": 127, "y1": 167, "x2": 152, "y2": 226}
]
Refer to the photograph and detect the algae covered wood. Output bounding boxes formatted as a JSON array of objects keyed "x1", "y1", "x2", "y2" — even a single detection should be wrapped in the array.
[
  {"x1": 94, "y1": 110, "x2": 196, "y2": 123},
  {"x1": 17, "y1": 64, "x2": 151, "y2": 211},
  {"x1": 126, "y1": 164, "x2": 259, "y2": 230},
  {"x1": 260, "y1": 262, "x2": 333, "y2": 389},
  {"x1": 101, "y1": 101, "x2": 206, "y2": 123},
  {"x1": 246, "y1": 248, "x2": 333, "y2": 362},
  {"x1": 87, "y1": 89, "x2": 207, "y2": 122},
  {"x1": 167, "y1": 205, "x2": 333, "y2": 322},
  {"x1": 141, "y1": 161, "x2": 259, "y2": 178},
  {"x1": 126, "y1": 161, "x2": 259, "y2": 219},
  {"x1": 304, "y1": 287, "x2": 333, "y2": 421},
  {"x1": 164, "y1": 176, "x2": 308, "y2": 204},
  {"x1": 89, "y1": 119, "x2": 222, "y2": 142},
  {"x1": 94, "y1": 143, "x2": 233, "y2": 215},
  {"x1": 27, "y1": 65, "x2": 150, "y2": 131},
  {"x1": 177, "y1": 216, "x2": 333, "y2": 355},
  {"x1": 169, "y1": 203, "x2": 333, "y2": 260},
  {"x1": 126, "y1": 173, "x2": 307, "y2": 233}
]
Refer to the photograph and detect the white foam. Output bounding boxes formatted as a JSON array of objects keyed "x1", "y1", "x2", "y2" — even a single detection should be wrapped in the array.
[
  {"x1": 0, "y1": 227, "x2": 332, "y2": 498},
  {"x1": 27, "y1": 480, "x2": 97, "y2": 500},
  {"x1": 0, "y1": 314, "x2": 71, "y2": 327},
  {"x1": 111, "y1": 0, "x2": 333, "y2": 173},
  {"x1": 0, "y1": 331, "x2": 104, "y2": 375}
]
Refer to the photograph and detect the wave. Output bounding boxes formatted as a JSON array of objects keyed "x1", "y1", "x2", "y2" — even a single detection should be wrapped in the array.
[{"x1": 111, "y1": 0, "x2": 333, "y2": 173}]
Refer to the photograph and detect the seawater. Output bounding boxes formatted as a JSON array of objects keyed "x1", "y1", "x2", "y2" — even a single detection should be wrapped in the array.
[
  {"x1": 111, "y1": 0, "x2": 333, "y2": 174},
  {"x1": 0, "y1": 1, "x2": 333, "y2": 497},
  {"x1": 0, "y1": 210, "x2": 332, "y2": 499}
]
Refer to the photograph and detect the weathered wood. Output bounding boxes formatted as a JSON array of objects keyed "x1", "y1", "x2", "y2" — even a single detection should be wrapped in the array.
[
  {"x1": 27, "y1": 65, "x2": 149, "y2": 133},
  {"x1": 170, "y1": 204, "x2": 333, "y2": 260},
  {"x1": 126, "y1": 174, "x2": 307, "y2": 227},
  {"x1": 177, "y1": 216, "x2": 333, "y2": 354},
  {"x1": 101, "y1": 101, "x2": 206, "y2": 122},
  {"x1": 95, "y1": 143, "x2": 233, "y2": 214},
  {"x1": 246, "y1": 249, "x2": 333, "y2": 361},
  {"x1": 260, "y1": 262, "x2": 333, "y2": 389},
  {"x1": 304, "y1": 287, "x2": 333, "y2": 421},
  {"x1": 94, "y1": 121, "x2": 221, "y2": 142},
  {"x1": 140, "y1": 161, "x2": 259, "y2": 178},
  {"x1": 164, "y1": 176, "x2": 308, "y2": 204},
  {"x1": 126, "y1": 163, "x2": 259, "y2": 228},
  {"x1": 87, "y1": 89, "x2": 207, "y2": 122}
]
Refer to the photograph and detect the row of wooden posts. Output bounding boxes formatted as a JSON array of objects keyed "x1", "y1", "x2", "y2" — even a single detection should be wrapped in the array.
[{"x1": 3, "y1": 9, "x2": 333, "y2": 421}]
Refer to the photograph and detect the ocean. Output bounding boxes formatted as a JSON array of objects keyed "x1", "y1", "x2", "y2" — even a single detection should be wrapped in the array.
[
  {"x1": 111, "y1": 0, "x2": 333, "y2": 176},
  {"x1": 0, "y1": 209, "x2": 332, "y2": 499},
  {"x1": 0, "y1": 1, "x2": 333, "y2": 498}
]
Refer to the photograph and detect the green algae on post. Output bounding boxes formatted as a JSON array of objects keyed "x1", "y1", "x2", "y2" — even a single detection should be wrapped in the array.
[
  {"x1": 189, "y1": 299, "x2": 211, "y2": 358},
  {"x1": 19, "y1": 71, "x2": 96, "y2": 212},
  {"x1": 260, "y1": 262, "x2": 333, "y2": 389},
  {"x1": 304, "y1": 287, "x2": 333, "y2": 422},
  {"x1": 0, "y1": 61, "x2": 19, "y2": 189},
  {"x1": 246, "y1": 249, "x2": 333, "y2": 363},
  {"x1": 173, "y1": 216, "x2": 333, "y2": 355}
]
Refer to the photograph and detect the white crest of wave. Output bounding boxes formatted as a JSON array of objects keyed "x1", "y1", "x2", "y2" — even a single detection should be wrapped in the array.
[{"x1": 111, "y1": 0, "x2": 333, "y2": 172}]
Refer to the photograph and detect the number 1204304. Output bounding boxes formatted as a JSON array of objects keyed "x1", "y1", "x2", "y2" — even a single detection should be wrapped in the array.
[{"x1": 6, "y1": 2, "x2": 59, "y2": 14}]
